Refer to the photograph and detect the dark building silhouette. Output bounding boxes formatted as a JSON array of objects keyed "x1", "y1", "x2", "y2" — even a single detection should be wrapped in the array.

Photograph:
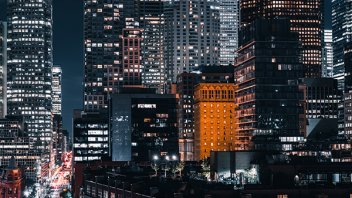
[
  {"x1": 235, "y1": 19, "x2": 305, "y2": 150},
  {"x1": 240, "y1": 0, "x2": 323, "y2": 77},
  {"x1": 73, "y1": 110, "x2": 109, "y2": 163},
  {"x1": 110, "y1": 88, "x2": 178, "y2": 162}
]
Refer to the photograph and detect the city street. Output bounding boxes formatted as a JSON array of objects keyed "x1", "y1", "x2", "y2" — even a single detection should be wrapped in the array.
[{"x1": 49, "y1": 152, "x2": 72, "y2": 198}]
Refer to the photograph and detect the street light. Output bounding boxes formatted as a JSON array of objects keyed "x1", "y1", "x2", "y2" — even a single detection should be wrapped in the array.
[{"x1": 153, "y1": 155, "x2": 159, "y2": 161}]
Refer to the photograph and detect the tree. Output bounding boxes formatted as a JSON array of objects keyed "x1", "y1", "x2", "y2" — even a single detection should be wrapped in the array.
[
  {"x1": 162, "y1": 164, "x2": 170, "y2": 178},
  {"x1": 151, "y1": 163, "x2": 159, "y2": 176},
  {"x1": 201, "y1": 159, "x2": 210, "y2": 179},
  {"x1": 175, "y1": 162, "x2": 185, "y2": 177}
]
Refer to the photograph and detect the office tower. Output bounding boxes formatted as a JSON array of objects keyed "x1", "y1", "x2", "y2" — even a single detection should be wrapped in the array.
[
  {"x1": 0, "y1": 116, "x2": 41, "y2": 179},
  {"x1": 240, "y1": 0, "x2": 323, "y2": 77},
  {"x1": 0, "y1": 157, "x2": 23, "y2": 198},
  {"x1": 121, "y1": 25, "x2": 143, "y2": 87},
  {"x1": 300, "y1": 78, "x2": 341, "y2": 138},
  {"x1": 332, "y1": 0, "x2": 352, "y2": 91},
  {"x1": 345, "y1": 42, "x2": 352, "y2": 92},
  {"x1": 110, "y1": 88, "x2": 178, "y2": 162},
  {"x1": 218, "y1": 0, "x2": 239, "y2": 65},
  {"x1": 51, "y1": 66, "x2": 63, "y2": 165},
  {"x1": 52, "y1": 66, "x2": 62, "y2": 115},
  {"x1": 0, "y1": 22, "x2": 6, "y2": 118},
  {"x1": 344, "y1": 43, "x2": 352, "y2": 136},
  {"x1": 138, "y1": 0, "x2": 167, "y2": 94},
  {"x1": 6, "y1": 0, "x2": 53, "y2": 149},
  {"x1": 322, "y1": 30, "x2": 334, "y2": 78},
  {"x1": 235, "y1": 19, "x2": 305, "y2": 150},
  {"x1": 73, "y1": 110, "x2": 109, "y2": 163},
  {"x1": 164, "y1": 0, "x2": 220, "y2": 82},
  {"x1": 177, "y1": 66, "x2": 234, "y2": 161},
  {"x1": 83, "y1": 0, "x2": 124, "y2": 111},
  {"x1": 194, "y1": 83, "x2": 237, "y2": 161}
]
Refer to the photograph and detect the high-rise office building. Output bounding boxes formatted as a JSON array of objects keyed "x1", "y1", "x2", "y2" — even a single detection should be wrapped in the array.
[
  {"x1": 0, "y1": 22, "x2": 6, "y2": 118},
  {"x1": 0, "y1": 116, "x2": 41, "y2": 180},
  {"x1": 235, "y1": 19, "x2": 305, "y2": 150},
  {"x1": 110, "y1": 88, "x2": 178, "y2": 162},
  {"x1": 240, "y1": 0, "x2": 323, "y2": 77},
  {"x1": 300, "y1": 78, "x2": 341, "y2": 138},
  {"x1": 323, "y1": 30, "x2": 334, "y2": 78},
  {"x1": 121, "y1": 26, "x2": 143, "y2": 87},
  {"x1": 73, "y1": 110, "x2": 109, "y2": 163},
  {"x1": 138, "y1": 0, "x2": 167, "y2": 94},
  {"x1": 344, "y1": 43, "x2": 352, "y2": 136},
  {"x1": 164, "y1": 0, "x2": 220, "y2": 82},
  {"x1": 218, "y1": 0, "x2": 239, "y2": 65},
  {"x1": 83, "y1": 0, "x2": 124, "y2": 111},
  {"x1": 194, "y1": 83, "x2": 237, "y2": 161},
  {"x1": 6, "y1": 0, "x2": 53, "y2": 149},
  {"x1": 332, "y1": 0, "x2": 352, "y2": 91},
  {"x1": 52, "y1": 66, "x2": 62, "y2": 115}
]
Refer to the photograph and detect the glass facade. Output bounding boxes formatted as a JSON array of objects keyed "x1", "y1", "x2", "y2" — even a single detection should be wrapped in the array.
[
  {"x1": 235, "y1": 19, "x2": 305, "y2": 150},
  {"x1": 83, "y1": 0, "x2": 124, "y2": 111},
  {"x1": 0, "y1": 22, "x2": 6, "y2": 118},
  {"x1": 332, "y1": 0, "x2": 352, "y2": 91},
  {"x1": 73, "y1": 111, "x2": 109, "y2": 162},
  {"x1": 138, "y1": 0, "x2": 167, "y2": 94},
  {"x1": 217, "y1": 0, "x2": 239, "y2": 65},
  {"x1": 52, "y1": 66, "x2": 62, "y2": 115},
  {"x1": 6, "y1": 0, "x2": 53, "y2": 150},
  {"x1": 111, "y1": 91, "x2": 178, "y2": 162},
  {"x1": 240, "y1": 0, "x2": 323, "y2": 78},
  {"x1": 322, "y1": 30, "x2": 334, "y2": 78}
]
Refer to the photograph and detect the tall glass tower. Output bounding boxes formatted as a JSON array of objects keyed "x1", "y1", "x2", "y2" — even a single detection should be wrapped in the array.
[
  {"x1": 240, "y1": 0, "x2": 323, "y2": 78},
  {"x1": 138, "y1": 0, "x2": 167, "y2": 94},
  {"x1": 332, "y1": 0, "x2": 352, "y2": 91},
  {"x1": 218, "y1": 0, "x2": 239, "y2": 66},
  {"x1": 6, "y1": 0, "x2": 53, "y2": 150},
  {"x1": 0, "y1": 22, "x2": 6, "y2": 118},
  {"x1": 83, "y1": 0, "x2": 124, "y2": 111}
]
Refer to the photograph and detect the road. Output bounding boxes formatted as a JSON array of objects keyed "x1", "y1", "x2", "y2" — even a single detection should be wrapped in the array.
[{"x1": 49, "y1": 151, "x2": 72, "y2": 198}]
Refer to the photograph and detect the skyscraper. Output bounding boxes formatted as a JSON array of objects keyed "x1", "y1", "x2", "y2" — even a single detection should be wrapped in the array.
[
  {"x1": 332, "y1": 0, "x2": 352, "y2": 90},
  {"x1": 138, "y1": 0, "x2": 167, "y2": 94},
  {"x1": 83, "y1": 0, "x2": 124, "y2": 111},
  {"x1": 6, "y1": 0, "x2": 53, "y2": 149},
  {"x1": 240, "y1": 0, "x2": 323, "y2": 77},
  {"x1": 121, "y1": 25, "x2": 143, "y2": 87},
  {"x1": 164, "y1": 0, "x2": 220, "y2": 83},
  {"x1": 322, "y1": 30, "x2": 334, "y2": 78},
  {"x1": 52, "y1": 66, "x2": 62, "y2": 115},
  {"x1": 235, "y1": 19, "x2": 305, "y2": 150},
  {"x1": 0, "y1": 22, "x2": 6, "y2": 118},
  {"x1": 52, "y1": 66, "x2": 63, "y2": 164},
  {"x1": 218, "y1": 0, "x2": 239, "y2": 65}
]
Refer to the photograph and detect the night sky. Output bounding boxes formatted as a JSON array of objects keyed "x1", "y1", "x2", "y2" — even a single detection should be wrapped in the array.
[{"x1": 0, "y1": 0, "x2": 332, "y2": 134}]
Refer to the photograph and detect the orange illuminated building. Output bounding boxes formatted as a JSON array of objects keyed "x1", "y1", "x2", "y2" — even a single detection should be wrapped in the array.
[
  {"x1": 0, "y1": 157, "x2": 23, "y2": 198},
  {"x1": 194, "y1": 83, "x2": 238, "y2": 161}
]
